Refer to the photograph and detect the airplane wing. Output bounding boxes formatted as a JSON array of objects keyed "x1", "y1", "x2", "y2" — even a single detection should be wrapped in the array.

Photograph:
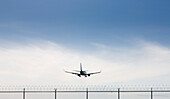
[
  {"x1": 87, "y1": 71, "x2": 101, "y2": 75},
  {"x1": 73, "y1": 70, "x2": 80, "y2": 72},
  {"x1": 64, "y1": 70, "x2": 80, "y2": 75}
]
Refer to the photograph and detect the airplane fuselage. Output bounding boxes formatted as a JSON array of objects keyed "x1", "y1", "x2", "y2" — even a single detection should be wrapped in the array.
[
  {"x1": 65, "y1": 63, "x2": 101, "y2": 77},
  {"x1": 79, "y1": 71, "x2": 90, "y2": 77},
  {"x1": 80, "y1": 71, "x2": 87, "y2": 75}
]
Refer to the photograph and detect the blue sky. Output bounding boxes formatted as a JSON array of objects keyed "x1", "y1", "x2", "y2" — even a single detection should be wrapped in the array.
[
  {"x1": 1, "y1": 0, "x2": 170, "y2": 47},
  {"x1": 0, "y1": 0, "x2": 170, "y2": 88}
]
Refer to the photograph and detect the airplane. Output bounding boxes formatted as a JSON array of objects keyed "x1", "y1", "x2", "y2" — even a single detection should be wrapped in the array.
[{"x1": 64, "y1": 63, "x2": 101, "y2": 77}]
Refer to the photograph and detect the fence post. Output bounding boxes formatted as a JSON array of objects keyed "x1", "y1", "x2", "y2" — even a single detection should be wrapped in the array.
[
  {"x1": 118, "y1": 88, "x2": 120, "y2": 99},
  {"x1": 55, "y1": 88, "x2": 57, "y2": 99},
  {"x1": 151, "y1": 88, "x2": 153, "y2": 99},
  {"x1": 23, "y1": 88, "x2": 25, "y2": 99},
  {"x1": 86, "y1": 88, "x2": 88, "y2": 99}
]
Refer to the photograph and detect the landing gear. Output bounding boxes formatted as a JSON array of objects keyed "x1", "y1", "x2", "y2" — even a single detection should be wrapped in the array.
[{"x1": 78, "y1": 74, "x2": 81, "y2": 77}]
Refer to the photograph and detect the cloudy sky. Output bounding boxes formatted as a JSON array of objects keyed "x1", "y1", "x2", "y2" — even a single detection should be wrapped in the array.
[{"x1": 0, "y1": 0, "x2": 170, "y2": 87}]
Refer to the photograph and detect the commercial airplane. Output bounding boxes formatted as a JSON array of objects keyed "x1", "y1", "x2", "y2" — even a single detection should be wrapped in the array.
[{"x1": 64, "y1": 63, "x2": 101, "y2": 77}]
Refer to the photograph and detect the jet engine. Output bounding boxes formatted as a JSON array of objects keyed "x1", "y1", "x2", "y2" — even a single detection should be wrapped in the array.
[{"x1": 78, "y1": 74, "x2": 81, "y2": 77}]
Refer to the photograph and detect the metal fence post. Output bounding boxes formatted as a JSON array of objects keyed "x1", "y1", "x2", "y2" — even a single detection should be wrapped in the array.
[
  {"x1": 55, "y1": 89, "x2": 57, "y2": 99},
  {"x1": 151, "y1": 88, "x2": 153, "y2": 99},
  {"x1": 86, "y1": 88, "x2": 88, "y2": 99},
  {"x1": 23, "y1": 88, "x2": 25, "y2": 99},
  {"x1": 118, "y1": 88, "x2": 120, "y2": 99}
]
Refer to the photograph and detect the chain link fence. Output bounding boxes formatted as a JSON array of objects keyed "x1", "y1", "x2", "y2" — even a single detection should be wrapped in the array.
[{"x1": 0, "y1": 85, "x2": 170, "y2": 99}]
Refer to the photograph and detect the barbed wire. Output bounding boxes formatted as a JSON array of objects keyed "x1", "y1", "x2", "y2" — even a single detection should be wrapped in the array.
[{"x1": 0, "y1": 84, "x2": 170, "y2": 91}]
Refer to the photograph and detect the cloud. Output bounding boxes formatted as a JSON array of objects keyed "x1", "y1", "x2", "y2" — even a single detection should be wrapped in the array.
[
  {"x1": 0, "y1": 40, "x2": 170, "y2": 86},
  {"x1": 90, "y1": 41, "x2": 170, "y2": 84}
]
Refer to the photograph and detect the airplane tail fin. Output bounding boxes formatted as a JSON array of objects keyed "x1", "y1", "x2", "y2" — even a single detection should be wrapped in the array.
[{"x1": 80, "y1": 63, "x2": 82, "y2": 71}]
